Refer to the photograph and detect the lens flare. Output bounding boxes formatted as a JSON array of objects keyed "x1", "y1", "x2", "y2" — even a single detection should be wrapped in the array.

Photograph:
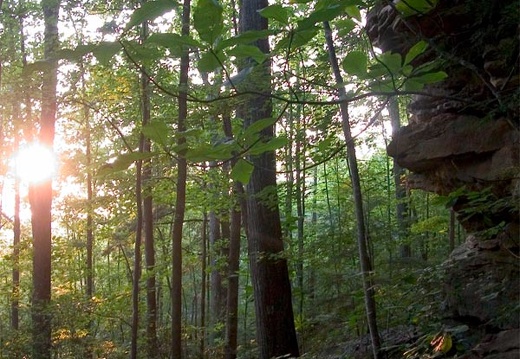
[{"x1": 14, "y1": 143, "x2": 57, "y2": 183}]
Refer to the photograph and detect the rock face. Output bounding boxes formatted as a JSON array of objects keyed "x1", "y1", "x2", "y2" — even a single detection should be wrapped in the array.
[{"x1": 367, "y1": 0, "x2": 519, "y2": 356}]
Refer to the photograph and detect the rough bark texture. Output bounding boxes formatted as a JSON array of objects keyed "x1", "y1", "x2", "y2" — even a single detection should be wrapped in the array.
[
  {"x1": 31, "y1": 1, "x2": 59, "y2": 358},
  {"x1": 367, "y1": 0, "x2": 519, "y2": 356},
  {"x1": 171, "y1": 0, "x2": 190, "y2": 357},
  {"x1": 240, "y1": 0, "x2": 299, "y2": 357},
  {"x1": 324, "y1": 20, "x2": 382, "y2": 359}
]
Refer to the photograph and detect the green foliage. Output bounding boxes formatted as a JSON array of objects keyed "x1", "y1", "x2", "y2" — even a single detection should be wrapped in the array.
[
  {"x1": 394, "y1": 0, "x2": 439, "y2": 18},
  {"x1": 125, "y1": 0, "x2": 178, "y2": 30},
  {"x1": 193, "y1": 0, "x2": 224, "y2": 45}
]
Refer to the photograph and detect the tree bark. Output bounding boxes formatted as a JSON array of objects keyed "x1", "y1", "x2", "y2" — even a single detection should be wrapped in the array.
[
  {"x1": 323, "y1": 21, "x2": 382, "y2": 358},
  {"x1": 240, "y1": 1, "x2": 299, "y2": 357},
  {"x1": 388, "y1": 97, "x2": 411, "y2": 259},
  {"x1": 171, "y1": 0, "x2": 190, "y2": 357},
  {"x1": 223, "y1": 113, "x2": 243, "y2": 359},
  {"x1": 30, "y1": 1, "x2": 59, "y2": 358},
  {"x1": 138, "y1": 7, "x2": 159, "y2": 357}
]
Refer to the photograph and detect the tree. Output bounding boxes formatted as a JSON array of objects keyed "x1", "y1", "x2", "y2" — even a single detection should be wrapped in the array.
[
  {"x1": 388, "y1": 97, "x2": 411, "y2": 259},
  {"x1": 239, "y1": 0, "x2": 299, "y2": 357},
  {"x1": 30, "y1": 0, "x2": 60, "y2": 358},
  {"x1": 323, "y1": 21, "x2": 381, "y2": 358},
  {"x1": 171, "y1": 0, "x2": 191, "y2": 357}
]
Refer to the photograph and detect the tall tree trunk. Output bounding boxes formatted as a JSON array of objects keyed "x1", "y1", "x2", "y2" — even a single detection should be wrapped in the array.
[
  {"x1": 137, "y1": 7, "x2": 159, "y2": 357},
  {"x1": 171, "y1": 0, "x2": 190, "y2": 357},
  {"x1": 239, "y1": 1, "x2": 299, "y2": 357},
  {"x1": 130, "y1": 128, "x2": 144, "y2": 359},
  {"x1": 30, "y1": 1, "x2": 59, "y2": 358},
  {"x1": 323, "y1": 21, "x2": 382, "y2": 358},
  {"x1": 12, "y1": 131, "x2": 20, "y2": 331},
  {"x1": 200, "y1": 213, "x2": 208, "y2": 358},
  {"x1": 223, "y1": 113, "x2": 243, "y2": 359},
  {"x1": 209, "y1": 210, "x2": 224, "y2": 343},
  {"x1": 388, "y1": 97, "x2": 411, "y2": 259}
]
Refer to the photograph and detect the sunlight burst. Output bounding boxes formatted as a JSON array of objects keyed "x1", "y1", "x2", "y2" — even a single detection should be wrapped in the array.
[{"x1": 14, "y1": 143, "x2": 57, "y2": 183}]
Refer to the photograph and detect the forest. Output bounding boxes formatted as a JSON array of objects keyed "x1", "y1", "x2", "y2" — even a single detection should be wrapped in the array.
[{"x1": 0, "y1": 0, "x2": 518, "y2": 358}]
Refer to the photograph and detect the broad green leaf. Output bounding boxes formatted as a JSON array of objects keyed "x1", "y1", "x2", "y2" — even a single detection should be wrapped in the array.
[
  {"x1": 125, "y1": 0, "x2": 178, "y2": 30},
  {"x1": 248, "y1": 136, "x2": 288, "y2": 155},
  {"x1": 92, "y1": 41, "x2": 122, "y2": 65},
  {"x1": 141, "y1": 121, "x2": 170, "y2": 148},
  {"x1": 335, "y1": 18, "x2": 356, "y2": 37},
  {"x1": 217, "y1": 30, "x2": 275, "y2": 50},
  {"x1": 297, "y1": 5, "x2": 345, "y2": 30},
  {"x1": 404, "y1": 40, "x2": 428, "y2": 65},
  {"x1": 231, "y1": 159, "x2": 254, "y2": 184},
  {"x1": 345, "y1": 5, "x2": 361, "y2": 21},
  {"x1": 227, "y1": 44, "x2": 267, "y2": 64},
  {"x1": 197, "y1": 50, "x2": 224, "y2": 72},
  {"x1": 194, "y1": 0, "x2": 223, "y2": 45},
  {"x1": 97, "y1": 152, "x2": 156, "y2": 176},
  {"x1": 243, "y1": 117, "x2": 277, "y2": 138},
  {"x1": 258, "y1": 4, "x2": 289, "y2": 25},
  {"x1": 395, "y1": 0, "x2": 439, "y2": 17},
  {"x1": 275, "y1": 27, "x2": 319, "y2": 52},
  {"x1": 403, "y1": 78, "x2": 425, "y2": 91},
  {"x1": 378, "y1": 51, "x2": 402, "y2": 75},
  {"x1": 146, "y1": 33, "x2": 201, "y2": 57},
  {"x1": 342, "y1": 51, "x2": 367, "y2": 77}
]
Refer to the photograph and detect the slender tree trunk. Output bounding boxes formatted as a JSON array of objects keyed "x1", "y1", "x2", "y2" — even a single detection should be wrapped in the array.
[
  {"x1": 200, "y1": 213, "x2": 208, "y2": 358},
  {"x1": 130, "y1": 129, "x2": 144, "y2": 359},
  {"x1": 223, "y1": 113, "x2": 243, "y2": 359},
  {"x1": 323, "y1": 21, "x2": 382, "y2": 358},
  {"x1": 209, "y1": 210, "x2": 224, "y2": 343},
  {"x1": 388, "y1": 97, "x2": 411, "y2": 259},
  {"x1": 137, "y1": 8, "x2": 159, "y2": 357},
  {"x1": 12, "y1": 137, "x2": 20, "y2": 331},
  {"x1": 240, "y1": 1, "x2": 299, "y2": 357},
  {"x1": 171, "y1": 0, "x2": 190, "y2": 357},
  {"x1": 30, "y1": 1, "x2": 59, "y2": 358}
]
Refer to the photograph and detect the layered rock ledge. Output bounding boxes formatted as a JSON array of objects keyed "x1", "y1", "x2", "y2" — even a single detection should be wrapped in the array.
[{"x1": 367, "y1": 0, "x2": 519, "y2": 356}]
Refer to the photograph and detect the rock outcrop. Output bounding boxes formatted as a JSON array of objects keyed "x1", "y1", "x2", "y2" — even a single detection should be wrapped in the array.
[{"x1": 367, "y1": 0, "x2": 519, "y2": 356}]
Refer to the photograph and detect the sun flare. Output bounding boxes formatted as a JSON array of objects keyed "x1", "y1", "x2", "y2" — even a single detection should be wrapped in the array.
[{"x1": 14, "y1": 143, "x2": 57, "y2": 184}]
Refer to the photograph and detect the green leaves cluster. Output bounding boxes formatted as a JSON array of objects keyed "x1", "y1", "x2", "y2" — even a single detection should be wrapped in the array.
[{"x1": 342, "y1": 41, "x2": 447, "y2": 92}]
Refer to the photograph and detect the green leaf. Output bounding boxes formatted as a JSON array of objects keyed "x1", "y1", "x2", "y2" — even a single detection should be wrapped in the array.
[
  {"x1": 227, "y1": 44, "x2": 267, "y2": 64},
  {"x1": 243, "y1": 118, "x2": 277, "y2": 138},
  {"x1": 193, "y1": 0, "x2": 223, "y2": 45},
  {"x1": 217, "y1": 30, "x2": 275, "y2": 50},
  {"x1": 345, "y1": 5, "x2": 361, "y2": 21},
  {"x1": 231, "y1": 159, "x2": 254, "y2": 184},
  {"x1": 146, "y1": 33, "x2": 201, "y2": 57},
  {"x1": 248, "y1": 136, "x2": 288, "y2": 155},
  {"x1": 141, "y1": 122, "x2": 170, "y2": 148},
  {"x1": 342, "y1": 51, "x2": 367, "y2": 77},
  {"x1": 378, "y1": 51, "x2": 402, "y2": 75},
  {"x1": 394, "y1": 0, "x2": 439, "y2": 17},
  {"x1": 404, "y1": 40, "x2": 428, "y2": 65},
  {"x1": 275, "y1": 27, "x2": 319, "y2": 52},
  {"x1": 297, "y1": 5, "x2": 345, "y2": 30},
  {"x1": 125, "y1": 0, "x2": 178, "y2": 30},
  {"x1": 197, "y1": 50, "x2": 224, "y2": 72},
  {"x1": 335, "y1": 18, "x2": 356, "y2": 37},
  {"x1": 258, "y1": 4, "x2": 289, "y2": 25},
  {"x1": 97, "y1": 152, "x2": 156, "y2": 176},
  {"x1": 92, "y1": 41, "x2": 122, "y2": 65}
]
